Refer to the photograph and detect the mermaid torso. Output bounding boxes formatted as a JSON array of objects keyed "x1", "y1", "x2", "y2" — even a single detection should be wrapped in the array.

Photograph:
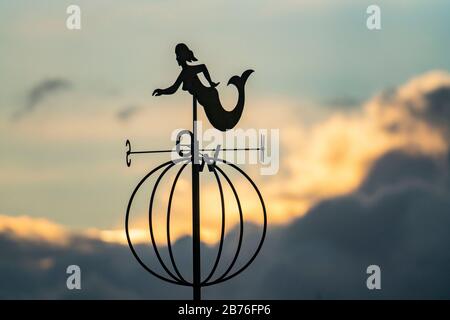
[
  {"x1": 181, "y1": 68, "x2": 208, "y2": 96},
  {"x1": 179, "y1": 67, "x2": 253, "y2": 131}
]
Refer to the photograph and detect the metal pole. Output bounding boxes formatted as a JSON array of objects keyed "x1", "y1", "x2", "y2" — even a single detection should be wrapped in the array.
[{"x1": 192, "y1": 96, "x2": 201, "y2": 300}]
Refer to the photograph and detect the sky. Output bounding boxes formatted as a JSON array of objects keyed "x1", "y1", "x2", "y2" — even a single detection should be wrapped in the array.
[{"x1": 0, "y1": 0, "x2": 450, "y2": 299}]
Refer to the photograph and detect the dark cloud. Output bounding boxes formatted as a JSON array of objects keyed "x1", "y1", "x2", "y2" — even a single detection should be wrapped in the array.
[
  {"x1": 359, "y1": 150, "x2": 444, "y2": 194},
  {"x1": 2, "y1": 74, "x2": 450, "y2": 299},
  {"x1": 13, "y1": 78, "x2": 72, "y2": 120},
  {"x1": 324, "y1": 96, "x2": 360, "y2": 108},
  {"x1": 202, "y1": 150, "x2": 450, "y2": 299},
  {"x1": 0, "y1": 149, "x2": 449, "y2": 299},
  {"x1": 116, "y1": 105, "x2": 141, "y2": 121},
  {"x1": 381, "y1": 82, "x2": 450, "y2": 138},
  {"x1": 379, "y1": 87, "x2": 398, "y2": 103},
  {"x1": 422, "y1": 86, "x2": 450, "y2": 130}
]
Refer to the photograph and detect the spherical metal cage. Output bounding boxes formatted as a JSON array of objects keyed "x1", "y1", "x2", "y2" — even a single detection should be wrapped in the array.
[{"x1": 125, "y1": 157, "x2": 267, "y2": 287}]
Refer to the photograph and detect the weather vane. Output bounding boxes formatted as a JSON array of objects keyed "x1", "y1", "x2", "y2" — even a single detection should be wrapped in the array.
[{"x1": 124, "y1": 43, "x2": 267, "y2": 300}]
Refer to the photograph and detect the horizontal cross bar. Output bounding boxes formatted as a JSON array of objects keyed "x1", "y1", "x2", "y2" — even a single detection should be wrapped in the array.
[
  {"x1": 129, "y1": 147, "x2": 264, "y2": 155},
  {"x1": 130, "y1": 150, "x2": 174, "y2": 154}
]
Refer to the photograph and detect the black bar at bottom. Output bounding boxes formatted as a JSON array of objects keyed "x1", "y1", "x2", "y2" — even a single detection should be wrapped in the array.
[{"x1": 0, "y1": 300, "x2": 445, "y2": 318}]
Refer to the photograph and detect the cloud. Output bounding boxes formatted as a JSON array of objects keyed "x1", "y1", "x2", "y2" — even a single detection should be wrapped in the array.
[
  {"x1": 0, "y1": 214, "x2": 70, "y2": 245},
  {"x1": 116, "y1": 105, "x2": 142, "y2": 121},
  {"x1": 324, "y1": 96, "x2": 360, "y2": 108},
  {"x1": 358, "y1": 151, "x2": 444, "y2": 195},
  {"x1": 422, "y1": 86, "x2": 450, "y2": 132},
  {"x1": 0, "y1": 147, "x2": 449, "y2": 299},
  {"x1": 268, "y1": 70, "x2": 450, "y2": 225},
  {"x1": 12, "y1": 78, "x2": 72, "y2": 120},
  {"x1": 251, "y1": 150, "x2": 450, "y2": 299},
  {"x1": 2, "y1": 70, "x2": 450, "y2": 244}
]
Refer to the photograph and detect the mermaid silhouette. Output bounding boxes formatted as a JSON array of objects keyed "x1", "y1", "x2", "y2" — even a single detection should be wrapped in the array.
[{"x1": 153, "y1": 43, "x2": 253, "y2": 131}]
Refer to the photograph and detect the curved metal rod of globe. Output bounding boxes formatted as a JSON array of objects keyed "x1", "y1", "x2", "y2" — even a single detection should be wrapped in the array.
[
  {"x1": 203, "y1": 164, "x2": 244, "y2": 284},
  {"x1": 166, "y1": 162, "x2": 191, "y2": 283},
  {"x1": 125, "y1": 157, "x2": 267, "y2": 287},
  {"x1": 125, "y1": 158, "x2": 192, "y2": 286},
  {"x1": 203, "y1": 159, "x2": 267, "y2": 286},
  {"x1": 148, "y1": 162, "x2": 191, "y2": 285}
]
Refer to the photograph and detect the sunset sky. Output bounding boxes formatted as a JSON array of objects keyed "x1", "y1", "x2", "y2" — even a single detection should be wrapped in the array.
[{"x1": 1, "y1": 0, "x2": 450, "y2": 299}]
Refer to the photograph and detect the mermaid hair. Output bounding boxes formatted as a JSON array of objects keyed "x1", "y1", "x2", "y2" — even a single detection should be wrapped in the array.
[{"x1": 175, "y1": 43, "x2": 198, "y2": 62}]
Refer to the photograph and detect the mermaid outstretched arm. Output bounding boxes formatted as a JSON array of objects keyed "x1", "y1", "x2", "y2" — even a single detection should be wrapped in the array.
[{"x1": 153, "y1": 72, "x2": 183, "y2": 96}]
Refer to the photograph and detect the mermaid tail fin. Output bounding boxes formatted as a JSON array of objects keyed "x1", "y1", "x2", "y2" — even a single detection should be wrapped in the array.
[
  {"x1": 198, "y1": 69, "x2": 254, "y2": 131},
  {"x1": 227, "y1": 69, "x2": 254, "y2": 88}
]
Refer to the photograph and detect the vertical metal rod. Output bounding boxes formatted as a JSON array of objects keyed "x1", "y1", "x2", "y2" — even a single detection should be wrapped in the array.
[{"x1": 192, "y1": 96, "x2": 201, "y2": 300}]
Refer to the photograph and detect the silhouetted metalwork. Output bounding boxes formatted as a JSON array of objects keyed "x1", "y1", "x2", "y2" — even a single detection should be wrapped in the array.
[
  {"x1": 125, "y1": 44, "x2": 266, "y2": 300},
  {"x1": 153, "y1": 43, "x2": 253, "y2": 131}
]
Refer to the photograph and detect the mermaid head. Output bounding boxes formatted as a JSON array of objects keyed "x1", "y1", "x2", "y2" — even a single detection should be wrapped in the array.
[{"x1": 175, "y1": 43, "x2": 197, "y2": 66}]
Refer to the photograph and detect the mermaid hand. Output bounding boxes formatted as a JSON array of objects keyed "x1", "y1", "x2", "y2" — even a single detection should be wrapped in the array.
[{"x1": 152, "y1": 89, "x2": 163, "y2": 96}]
